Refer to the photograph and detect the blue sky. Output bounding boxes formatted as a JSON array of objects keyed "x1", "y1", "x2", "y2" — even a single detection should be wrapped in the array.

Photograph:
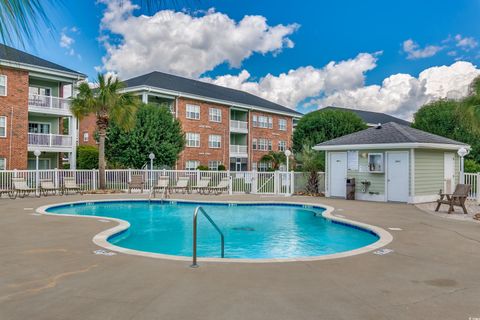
[{"x1": 20, "y1": 0, "x2": 480, "y2": 119}]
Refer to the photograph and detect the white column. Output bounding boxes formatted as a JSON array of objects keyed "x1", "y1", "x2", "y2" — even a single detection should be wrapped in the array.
[{"x1": 142, "y1": 93, "x2": 148, "y2": 104}]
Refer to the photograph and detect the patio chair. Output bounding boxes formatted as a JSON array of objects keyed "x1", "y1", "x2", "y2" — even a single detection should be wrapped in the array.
[
  {"x1": 128, "y1": 174, "x2": 144, "y2": 194},
  {"x1": 152, "y1": 176, "x2": 170, "y2": 197},
  {"x1": 12, "y1": 177, "x2": 37, "y2": 198},
  {"x1": 191, "y1": 176, "x2": 211, "y2": 194},
  {"x1": 208, "y1": 177, "x2": 230, "y2": 195},
  {"x1": 435, "y1": 184, "x2": 471, "y2": 214},
  {"x1": 0, "y1": 186, "x2": 16, "y2": 199},
  {"x1": 40, "y1": 179, "x2": 60, "y2": 196},
  {"x1": 170, "y1": 176, "x2": 190, "y2": 194},
  {"x1": 62, "y1": 177, "x2": 83, "y2": 195}
]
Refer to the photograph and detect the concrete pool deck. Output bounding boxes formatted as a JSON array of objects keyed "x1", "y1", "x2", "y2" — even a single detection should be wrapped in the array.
[{"x1": 1, "y1": 194, "x2": 480, "y2": 320}]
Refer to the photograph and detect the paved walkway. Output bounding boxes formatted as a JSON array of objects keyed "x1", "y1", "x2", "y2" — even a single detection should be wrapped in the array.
[{"x1": 1, "y1": 194, "x2": 480, "y2": 320}]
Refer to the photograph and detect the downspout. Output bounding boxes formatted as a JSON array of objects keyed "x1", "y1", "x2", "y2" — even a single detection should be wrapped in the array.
[{"x1": 8, "y1": 106, "x2": 13, "y2": 169}]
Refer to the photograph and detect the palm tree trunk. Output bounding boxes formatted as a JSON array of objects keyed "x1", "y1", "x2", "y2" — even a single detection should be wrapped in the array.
[{"x1": 98, "y1": 129, "x2": 107, "y2": 189}]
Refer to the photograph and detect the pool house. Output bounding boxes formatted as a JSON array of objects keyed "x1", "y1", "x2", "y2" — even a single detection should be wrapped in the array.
[{"x1": 313, "y1": 122, "x2": 470, "y2": 203}]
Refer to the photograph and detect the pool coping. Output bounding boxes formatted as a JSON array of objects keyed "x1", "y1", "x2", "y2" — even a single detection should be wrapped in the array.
[{"x1": 36, "y1": 198, "x2": 393, "y2": 263}]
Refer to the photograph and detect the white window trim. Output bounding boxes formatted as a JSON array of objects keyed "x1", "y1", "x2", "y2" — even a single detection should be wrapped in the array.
[
  {"x1": 208, "y1": 160, "x2": 222, "y2": 171},
  {"x1": 28, "y1": 121, "x2": 52, "y2": 134},
  {"x1": 0, "y1": 116, "x2": 7, "y2": 138},
  {"x1": 186, "y1": 104, "x2": 200, "y2": 120},
  {"x1": 208, "y1": 135, "x2": 221, "y2": 148},
  {"x1": 0, "y1": 75, "x2": 7, "y2": 96},
  {"x1": 186, "y1": 160, "x2": 200, "y2": 170},
  {"x1": 83, "y1": 132, "x2": 89, "y2": 142},
  {"x1": 186, "y1": 132, "x2": 200, "y2": 148},
  {"x1": 279, "y1": 119, "x2": 287, "y2": 131},
  {"x1": 209, "y1": 108, "x2": 222, "y2": 122},
  {"x1": 0, "y1": 157, "x2": 6, "y2": 170}
]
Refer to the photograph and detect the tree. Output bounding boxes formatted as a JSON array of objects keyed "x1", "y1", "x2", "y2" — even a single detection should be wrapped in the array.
[
  {"x1": 77, "y1": 145, "x2": 99, "y2": 169},
  {"x1": 292, "y1": 109, "x2": 367, "y2": 154},
  {"x1": 105, "y1": 103, "x2": 184, "y2": 169},
  {"x1": 0, "y1": 0, "x2": 54, "y2": 46},
  {"x1": 260, "y1": 151, "x2": 286, "y2": 170},
  {"x1": 295, "y1": 145, "x2": 324, "y2": 194},
  {"x1": 71, "y1": 74, "x2": 140, "y2": 189}
]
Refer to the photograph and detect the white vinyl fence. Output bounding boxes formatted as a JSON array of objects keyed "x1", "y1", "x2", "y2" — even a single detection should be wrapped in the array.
[
  {"x1": 463, "y1": 172, "x2": 480, "y2": 201},
  {"x1": 0, "y1": 169, "x2": 327, "y2": 196}
]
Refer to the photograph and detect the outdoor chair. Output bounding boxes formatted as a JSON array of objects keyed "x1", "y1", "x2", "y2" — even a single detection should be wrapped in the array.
[
  {"x1": 170, "y1": 176, "x2": 190, "y2": 194},
  {"x1": 208, "y1": 177, "x2": 230, "y2": 195},
  {"x1": 0, "y1": 186, "x2": 16, "y2": 199},
  {"x1": 40, "y1": 179, "x2": 60, "y2": 196},
  {"x1": 128, "y1": 174, "x2": 144, "y2": 194},
  {"x1": 62, "y1": 177, "x2": 83, "y2": 195},
  {"x1": 435, "y1": 184, "x2": 471, "y2": 214},
  {"x1": 152, "y1": 176, "x2": 170, "y2": 197},
  {"x1": 191, "y1": 177, "x2": 211, "y2": 194},
  {"x1": 12, "y1": 177, "x2": 38, "y2": 198}
]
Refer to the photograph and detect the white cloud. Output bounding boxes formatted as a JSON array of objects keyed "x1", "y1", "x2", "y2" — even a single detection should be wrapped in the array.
[
  {"x1": 202, "y1": 52, "x2": 380, "y2": 108},
  {"x1": 98, "y1": 0, "x2": 299, "y2": 79},
  {"x1": 316, "y1": 61, "x2": 480, "y2": 120},
  {"x1": 454, "y1": 34, "x2": 478, "y2": 51},
  {"x1": 60, "y1": 33, "x2": 74, "y2": 49},
  {"x1": 402, "y1": 39, "x2": 443, "y2": 59}
]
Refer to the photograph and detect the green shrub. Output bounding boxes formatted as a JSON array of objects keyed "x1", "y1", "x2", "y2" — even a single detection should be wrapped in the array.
[
  {"x1": 217, "y1": 164, "x2": 226, "y2": 171},
  {"x1": 77, "y1": 145, "x2": 99, "y2": 169},
  {"x1": 465, "y1": 159, "x2": 480, "y2": 173},
  {"x1": 196, "y1": 165, "x2": 209, "y2": 171}
]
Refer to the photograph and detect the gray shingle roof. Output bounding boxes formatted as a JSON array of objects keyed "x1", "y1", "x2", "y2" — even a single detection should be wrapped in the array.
[
  {"x1": 0, "y1": 44, "x2": 85, "y2": 77},
  {"x1": 321, "y1": 106, "x2": 411, "y2": 126},
  {"x1": 315, "y1": 122, "x2": 468, "y2": 148},
  {"x1": 124, "y1": 71, "x2": 302, "y2": 116}
]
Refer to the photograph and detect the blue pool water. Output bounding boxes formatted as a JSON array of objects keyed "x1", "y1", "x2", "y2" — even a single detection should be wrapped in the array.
[{"x1": 46, "y1": 201, "x2": 379, "y2": 259}]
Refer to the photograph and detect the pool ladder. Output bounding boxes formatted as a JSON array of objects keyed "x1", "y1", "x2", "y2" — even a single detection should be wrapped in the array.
[{"x1": 191, "y1": 206, "x2": 225, "y2": 268}]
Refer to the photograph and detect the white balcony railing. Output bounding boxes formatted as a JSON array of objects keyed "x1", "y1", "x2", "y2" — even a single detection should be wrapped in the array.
[
  {"x1": 230, "y1": 145, "x2": 248, "y2": 154},
  {"x1": 28, "y1": 133, "x2": 73, "y2": 148},
  {"x1": 28, "y1": 94, "x2": 71, "y2": 112},
  {"x1": 230, "y1": 120, "x2": 248, "y2": 132}
]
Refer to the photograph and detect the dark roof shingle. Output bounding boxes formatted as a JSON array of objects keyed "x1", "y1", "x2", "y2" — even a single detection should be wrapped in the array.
[
  {"x1": 0, "y1": 44, "x2": 85, "y2": 77},
  {"x1": 124, "y1": 71, "x2": 302, "y2": 116},
  {"x1": 321, "y1": 106, "x2": 411, "y2": 126},
  {"x1": 315, "y1": 122, "x2": 467, "y2": 148}
]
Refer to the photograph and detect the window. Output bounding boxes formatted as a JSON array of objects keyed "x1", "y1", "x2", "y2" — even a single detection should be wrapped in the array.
[
  {"x1": 83, "y1": 132, "x2": 89, "y2": 142},
  {"x1": 186, "y1": 104, "x2": 200, "y2": 120},
  {"x1": 252, "y1": 162, "x2": 257, "y2": 171},
  {"x1": 28, "y1": 122, "x2": 50, "y2": 134},
  {"x1": 209, "y1": 108, "x2": 222, "y2": 122},
  {"x1": 278, "y1": 140, "x2": 286, "y2": 151},
  {"x1": 254, "y1": 138, "x2": 272, "y2": 151},
  {"x1": 186, "y1": 133, "x2": 200, "y2": 147},
  {"x1": 279, "y1": 119, "x2": 287, "y2": 131},
  {"x1": 252, "y1": 138, "x2": 257, "y2": 150},
  {"x1": 259, "y1": 161, "x2": 270, "y2": 172},
  {"x1": 0, "y1": 158, "x2": 5, "y2": 170},
  {"x1": 186, "y1": 160, "x2": 200, "y2": 171},
  {"x1": 29, "y1": 86, "x2": 51, "y2": 96},
  {"x1": 0, "y1": 116, "x2": 6, "y2": 137},
  {"x1": 0, "y1": 75, "x2": 6, "y2": 96},
  {"x1": 208, "y1": 135, "x2": 221, "y2": 148},
  {"x1": 208, "y1": 160, "x2": 222, "y2": 171},
  {"x1": 252, "y1": 115, "x2": 273, "y2": 128}
]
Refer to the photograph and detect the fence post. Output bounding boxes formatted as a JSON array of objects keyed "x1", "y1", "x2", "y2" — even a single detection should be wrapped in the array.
[
  {"x1": 274, "y1": 171, "x2": 279, "y2": 195},
  {"x1": 54, "y1": 168, "x2": 59, "y2": 188},
  {"x1": 290, "y1": 171, "x2": 294, "y2": 196},
  {"x1": 477, "y1": 172, "x2": 480, "y2": 204},
  {"x1": 92, "y1": 169, "x2": 97, "y2": 190},
  {"x1": 252, "y1": 170, "x2": 258, "y2": 194},
  {"x1": 227, "y1": 171, "x2": 232, "y2": 195}
]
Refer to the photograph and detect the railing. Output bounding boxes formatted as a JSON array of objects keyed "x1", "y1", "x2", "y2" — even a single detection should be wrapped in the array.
[
  {"x1": 463, "y1": 172, "x2": 479, "y2": 201},
  {"x1": 191, "y1": 206, "x2": 225, "y2": 267},
  {"x1": 230, "y1": 120, "x2": 248, "y2": 132},
  {"x1": 28, "y1": 94, "x2": 71, "y2": 112},
  {"x1": 230, "y1": 145, "x2": 248, "y2": 154},
  {"x1": 28, "y1": 133, "x2": 73, "y2": 148}
]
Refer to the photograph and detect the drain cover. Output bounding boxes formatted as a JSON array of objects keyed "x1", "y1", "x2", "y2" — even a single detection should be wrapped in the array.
[{"x1": 232, "y1": 227, "x2": 255, "y2": 231}]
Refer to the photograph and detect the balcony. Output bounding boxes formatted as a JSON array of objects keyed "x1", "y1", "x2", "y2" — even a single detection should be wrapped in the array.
[
  {"x1": 28, "y1": 94, "x2": 72, "y2": 116},
  {"x1": 230, "y1": 144, "x2": 248, "y2": 157},
  {"x1": 230, "y1": 120, "x2": 248, "y2": 133},
  {"x1": 28, "y1": 133, "x2": 73, "y2": 152}
]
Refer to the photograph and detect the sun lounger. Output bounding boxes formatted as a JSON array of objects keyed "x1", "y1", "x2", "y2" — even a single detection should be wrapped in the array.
[
  {"x1": 191, "y1": 177, "x2": 211, "y2": 194},
  {"x1": 40, "y1": 179, "x2": 60, "y2": 196},
  {"x1": 12, "y1": 177, "x2": 37, "y2": 198},
  {"x1": 0, "y1": 187, "x2": 16, "y2": 199},
  {"x1": 435, "y1": 184, "x2": 471, "y2": 214},
  {"x1": 208, "y1": 177, "x2": 230, "y2": 195},
  {"x1": 62, "y1": 177, "x2": 83, "y2": 195},
  {"x1": 170, "y1": 176, "x2": 190, "y2": 194},
  {"x1": 152, "y1": 176, "x2": 170, "y2": 197},
  {"x1": 128, "y1": 174, "x2": 144, "y2": 193}
]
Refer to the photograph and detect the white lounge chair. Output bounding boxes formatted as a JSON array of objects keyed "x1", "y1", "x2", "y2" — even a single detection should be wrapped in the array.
[
  {"x1": 12, "y1": 177, "x2": 37, "y2": 198},
  {"x1": 170, "y1": 176, "x2": 190, "y2": 194},
  {"x1": 208, "y1": 177, "x2": 230, "y2": 195},
  {"x1": 152, "y1": 176, "x2": 170, "y2": 197},
  {"x1": 191, "y1": 177, "x2": 211, "y2": 194},
  {"x1": 62, "y1": 177, "x2": 83, "y2": 195}
]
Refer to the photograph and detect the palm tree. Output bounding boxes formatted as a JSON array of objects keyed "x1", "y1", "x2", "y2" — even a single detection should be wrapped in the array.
[
  {"x1": 0, "y1": 0, "x2": 54, "y2": 46},
  {"x1": 71, "y1": 74, "x2": 140, "y2": 189},
  {"x1": 260, "y1": 151, "x2": 286, "y2": 171},
  {"x1": 295, "y1": 145, "x2": 323, "y2": 194}
]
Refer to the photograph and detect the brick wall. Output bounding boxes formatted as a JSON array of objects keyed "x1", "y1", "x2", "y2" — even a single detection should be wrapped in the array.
[
  {"x1": 78, "y1": 113, "x2": 97, "y2": 147},
  {"x1": 0, "y1": 67, "x2": 29, "y2": 169},
  {"x1": 176, "y1": 97, "x2": 229, "y2": 170},
  {"x1": 249, "y1": 111, "x2": 293, "y2": 168}
]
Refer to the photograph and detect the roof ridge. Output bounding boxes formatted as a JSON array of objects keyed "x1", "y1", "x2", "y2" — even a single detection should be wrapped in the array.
[{"x1": 389, "y1": 122, "x2": 416, "y2": 142}]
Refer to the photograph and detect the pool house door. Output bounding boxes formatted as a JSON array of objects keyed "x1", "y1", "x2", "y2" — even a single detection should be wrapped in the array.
[
  {"x1": 386, "y1": 151, "x2": 409, "y2": 202},
  {"x1": 329, "y1": 152, "x2": 347, "y2": 198},
  {"x1": 444, "y1": 153, "x2": 455, "y2": 193}
]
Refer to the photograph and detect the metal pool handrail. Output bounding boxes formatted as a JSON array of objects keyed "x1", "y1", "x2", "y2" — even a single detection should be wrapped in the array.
[{"x1": 191, "y1": 206, "x2": 225, "y2": 267}]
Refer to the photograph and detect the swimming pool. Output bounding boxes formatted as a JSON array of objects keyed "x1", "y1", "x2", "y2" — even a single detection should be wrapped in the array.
[{"x1": 42, "y1": 200, "x2": 387, "y2": 261}]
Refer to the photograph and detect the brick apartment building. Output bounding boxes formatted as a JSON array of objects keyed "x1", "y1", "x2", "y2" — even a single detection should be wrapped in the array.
[
  {"x1": 79, "y1": 71, "x2": 302, "y2": 171},
  {"x1": 0, "y1": 44, "x2": 85, "y2": 170}
]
